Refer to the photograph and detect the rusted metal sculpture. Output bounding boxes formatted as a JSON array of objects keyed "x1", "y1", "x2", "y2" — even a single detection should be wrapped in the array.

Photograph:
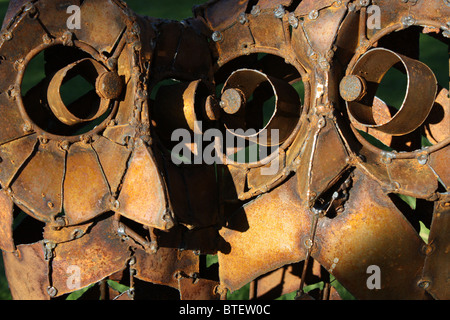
[{"x1": 0, "y1": 0, "x2": 448, "y2": 300}]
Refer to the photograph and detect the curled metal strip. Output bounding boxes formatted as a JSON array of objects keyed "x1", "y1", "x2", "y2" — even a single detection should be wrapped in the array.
[
  {"x1": 46, "y1": 58, "x2": 112, "y2": 126},
  {"x1": 342, "y1": 48, "x2": 438, "y2": 136}
]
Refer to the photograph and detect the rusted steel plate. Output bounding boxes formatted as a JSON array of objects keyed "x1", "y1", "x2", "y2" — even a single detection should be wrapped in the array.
[
  {"x1": 116, "y1": 139, "x2": 172, "y2": 230},
  {"x1": 309, "y1": 119, "x2": 349, "y2": 197},
  {"x1": 165, "y1": 164, "x2": 219, "y2": 228},
  {"x1": 74, "y1": 0, "x2": 127, "y2": 54},
  {"x1": 250, "y1": 264, "x2": 301, "y2": 299},
  {"x1": 294, "y1": 0, "x2": 344, "y2": 17},
  {"x1": 0, "y1": 190, "x2": 15, "y2": 252},
  {"x1": 43, "y1": 221, "x2": 94, "y2": 245},
  {"x1": 301, "y1": 4, "x2": 348, "y2": 55},
  {"x1": 424, "y1": 87, "x2": 449, "y2": 145},
  {"x1": 178, "y1": 277, "x2": 221, "y2": 300},
  {"x1": 257, "y1": 0, "x2": 293, "y2": 11},
  {"x1": 134, "y1": 247, "x2": 199, "y2": 289},
  {"x1": 248, "y1": 13, "x2": 287, "y2": 51},
  {"x1": 102, "y1": 124, "x2": 136, "y2": 146},
  {"x1": 214, "y1": 22, "x2": 255, "y2": 66},
  {"x1": 63, "y1": 142, "x2": 111, "y2": 225},
  {"x1": 2, "y1": 0, "x2": 29, "y2": 29},
  {"x1": 35, "y1": 0, "x2": 83, "y2": 38},
  {"x1": 429, "y1": 148, "x2": 449, "y2": 190},
  {"x1": 0, "y1": 94, "x2": 27, "y2": 146},
  {"x1": 92, "y1": 136, "x2": 131, "y2": 195},
  {"x1": 10, "y1": 140, "x2": 65, "y2": 223},
  {"x1": 421, "y1": 196, "x2": 450, "y2": 300},
  {"x1": 313, "y1": 169, "x2": 426, "y2": 300},
  {"x1": 152, "y1": 22, "x2": 183, "y2": 71},
  {"x1": 0, "y1": 8, "x2": 47, "y2": 63},
  {"x1": 50, "y1": 216, "x2": 131, "y2": 297},
  {"x1": 203, "y1": 0, "x2": 250, "y2": 30},
  {"x1": 386, "y1": 158, "x2": 438, "y2": 198},
  {"x1": 357, "y1": 146, "x2": 439, "y2": 198},
  {"x1": 2, "y1": 241, "x2": 50, "y2": 300},
  {"x1": 0, "y1": 134, "x2": 37, "y2": 188},
  {"x1": 218, "y1": 177, "x2": 309, "y2": 292},
  {"x1": 0, "y1": 0, "x2": 447, "y2": 301},
  {"x1": 173, "y1": 27, "x2": 213, "y2": 78}
]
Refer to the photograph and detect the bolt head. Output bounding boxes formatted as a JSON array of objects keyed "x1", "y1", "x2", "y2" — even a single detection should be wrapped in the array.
[
  {"x1": 96, "y1": 71, "x2": 124, "y2": 100},
  {"x1": 220, "y1": 88, "x2": 245, "y2": 115},
  {"x1": 211, "y1": 31, "x2": 223, "y2": 42},
  {"x1": 274, "y1": 5, "x2": 285, "y2": 19},
  {"x1": 417, "y1": 280, "x2": 431, "y2": 289},
  {"x1": 251, "y1": 5, "x2": 260, "y2": 16},
  {"x1": 47, "y1": 286, "x2": 58, "y2": 297},
  {"x1": 340, "y1": 75, "x2": 367, "y2": 102},
  {"x1": 238, "y1": 13, "x2": 248, "y2": 24},
  {"x1": 288, "y1": 13, "x2": 299, "y2": 28},
  {"x1": 308, "y1": 10, "x2": 319, "y2": 20}
]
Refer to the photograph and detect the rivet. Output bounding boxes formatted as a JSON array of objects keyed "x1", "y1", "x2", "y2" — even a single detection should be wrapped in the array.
[
  {"x1": 317, "y1": 117, "x2": 326, "y2": 129},
  {"x1": 1, "y1": 31, "x2": 12, "y2": 41},
  {"x1": 23, "y1": 122, "x2": 33, "y2": 133},
  {"x1": 163, "y1": 213, "x2": 175, "y2": 229},
  {"x1": 304, "y1": 238, "x2": 313, "y2": 249},
  {"x1": 60, "y1": 141, "x2": 70, "y2": 151},
  {"x1": 238, "y1": 12, "x2": 248, "y2": 24},
  {"x1": 417, "y1": 280, "x2": 431, "y2": 290},
  {"x1": 274, "y1": 5, "x2": 285, "y2": 19},
  {"x1": 417, "y1": 153, "x2": 428, "y2": 165},
  {"x1": 47, "y1": 286, "x2": 58, "y2": 297},
  {"x1": 61, "y1": 31, "x2": 73, "y2": 46},
  {"x1": 348, "y1": 3, "x2": 356, "y2": 11},
  {"x1": 401, "y1": 15, "x2": 415, "y2": 27},
  {"x1": 211, "y1": 31, "x2": 223, "y2": 42},
  {"x1": 381, "y1": 151, "x2": 396, "y2": 164},
  {"x1": 391, "y1": 181, "x2": 401, "y2": 191},
  {"x1": 42, "y1": 33, "x2": 52, "y2": 44},
  {"x1": 39, "y1": 136, "x2": 49, "y2": 144},
  {"x1": 359, "y1": 0, "x2": 370, "y2": 6},
  {"x1": 113, "y1": 200, "x2": 120, "y2": 210},
  {"x1": 288, "y1": 13, "x2": 299, "y2": 29},
  {"x1": 308, "y1": 10, "x2": 319, "y2": 20},
  {"x1": 24, "y1": 3, "x2": 38, "y2": 18},
  {"x1": 421, "y1": 244, "x2": 434, "y2": 256},
  {"x1": 251, "y1": 5, "x2": 260, "y2": 17}
]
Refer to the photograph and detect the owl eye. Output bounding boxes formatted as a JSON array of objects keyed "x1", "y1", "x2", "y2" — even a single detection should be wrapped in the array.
[
  {"x1": 342, "y1": 47, "x2": 437, "y2": 136},
  {"x1": 21, "y1": 45, "x2": 122, "y2": 137},
  {"x1": 340, "y1": 27, "x2": 449, "y2": 153}
]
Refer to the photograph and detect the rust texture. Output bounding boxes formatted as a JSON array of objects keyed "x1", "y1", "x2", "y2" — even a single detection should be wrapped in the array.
[{"x1": 0, "y1": 0, "x2": 448, "y2": 300}]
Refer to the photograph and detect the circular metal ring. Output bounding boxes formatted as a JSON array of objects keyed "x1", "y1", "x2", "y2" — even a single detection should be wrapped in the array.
[{"x1": 343, "y1": 48, "x2": 437, "y2": 136}]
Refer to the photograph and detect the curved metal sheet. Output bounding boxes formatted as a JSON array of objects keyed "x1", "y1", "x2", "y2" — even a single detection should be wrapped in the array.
[
  {"x1": 312, "y1": 169, "x2": 426, "y2": 300},
  {"x1": 0, "y1": 134, "x2": 37, "y2": 188},
  {"x1": 0, "y1": 190, "x2": 15, "y2": 253},
  {"x1": 218, "y1": 177, "x2": 309, "y2": 292},
  {"x1": 116, "y1": 139, "x2": 171, "y2": 230},
  {"x1": 11, "y1": 140, "x2": 65, "y2": 223},
  {"x1": 63, "y1": 142, "x2": 111, "y2": 225}
]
